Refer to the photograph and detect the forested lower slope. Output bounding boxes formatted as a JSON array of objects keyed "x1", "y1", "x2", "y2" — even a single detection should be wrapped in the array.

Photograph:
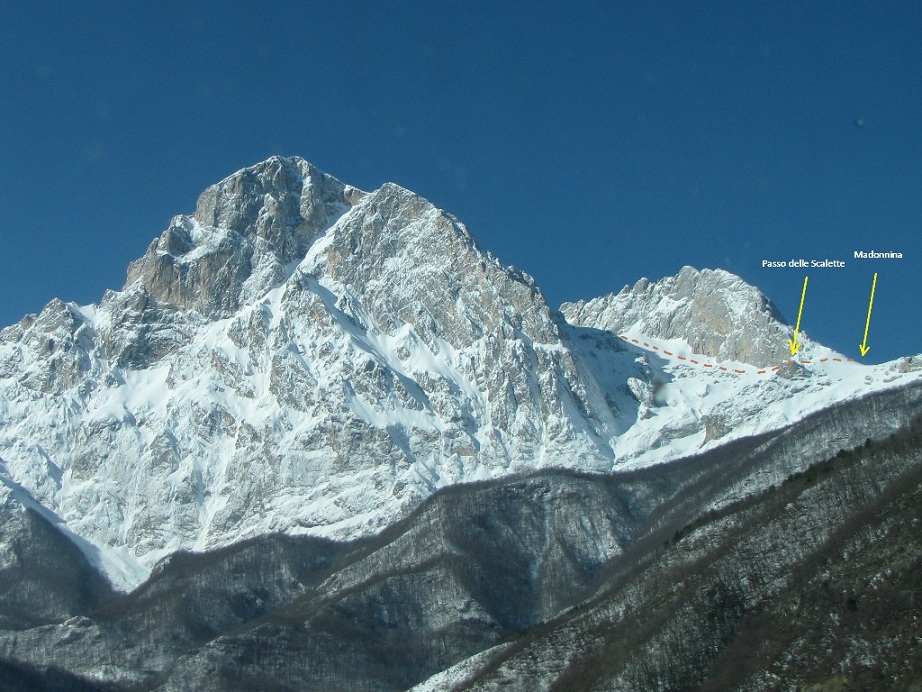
[{"x1": 0, "y1": 383, "x2": 919, "y2": 690}]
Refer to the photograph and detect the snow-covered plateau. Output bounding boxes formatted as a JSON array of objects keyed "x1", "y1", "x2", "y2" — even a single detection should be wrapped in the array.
[{"x1": 0, "y1": 156, "x2": 919, "y2": 590}]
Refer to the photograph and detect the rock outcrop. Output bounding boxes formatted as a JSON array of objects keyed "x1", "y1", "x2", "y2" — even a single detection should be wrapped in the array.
[
  {"x1": 562, "y1": 266, "x2": 795, "y2": 367},
  {"x1": 0, "y1": 157, "x2": 915, "y2": 592}
]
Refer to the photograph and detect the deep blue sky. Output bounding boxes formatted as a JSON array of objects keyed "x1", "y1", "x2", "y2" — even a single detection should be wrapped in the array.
[{"x1": 1, "y1": 2, "x2": 919, "y2": 362}]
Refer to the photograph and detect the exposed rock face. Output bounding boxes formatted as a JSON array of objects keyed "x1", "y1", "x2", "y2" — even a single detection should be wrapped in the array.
[
  {"x1": 0, "y1": 156, "x2": 917, "y2": 594},
  {"x1": 0, "y1": 385, "x2": 920, "y2": 690},
  {"x1": 1, "y1": 155, "x2": 921, "y2": 688},
  {"x1": 0, "y1": 299, "x2": 94, "y2": 394},
  {"x1": 561, "y1": 266, "x2": 794, "y2": 367},
  {"x1": 125, "y1": 157, "x2": 362, "y2": 318},
  {"x1": 0, "y1": 157, "x2": 626, "y2": 583}
]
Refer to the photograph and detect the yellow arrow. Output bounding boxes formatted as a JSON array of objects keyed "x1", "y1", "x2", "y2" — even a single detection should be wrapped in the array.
[
  {"x1": 789, "y1": 276, "x2": 808, "y2": 356},
  {"x1": 859, "y1": 273, "x2": 878, "y2": 357}
]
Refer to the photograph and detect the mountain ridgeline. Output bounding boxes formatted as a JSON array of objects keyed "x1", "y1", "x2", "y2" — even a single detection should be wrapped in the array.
[
  {"x1": 0, "y1": 156, "x2": 919, "y2": 689},
  {"x1": 1, "y1": 383, "x2": 920, "y2": 690}
]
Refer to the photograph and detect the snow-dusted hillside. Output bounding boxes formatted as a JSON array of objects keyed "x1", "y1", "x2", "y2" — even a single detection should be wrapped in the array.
[
  {"x1": 0, "y1": 156, "x2": 919, "y2": 589},
  {"x1": 563, "y1": 266, "x2": 800, "y2": 367}
]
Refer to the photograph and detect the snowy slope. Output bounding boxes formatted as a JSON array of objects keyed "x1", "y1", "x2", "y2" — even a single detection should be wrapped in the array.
[
  {"x1": 576, "y1": 326, "x2": 920, "y2": 469},
  {"x1": 0, "y1": 156, "x2": 919, "y2": 590},
  {"x1": 562, "y1": 266, "x2": 794, "y2": 367}
]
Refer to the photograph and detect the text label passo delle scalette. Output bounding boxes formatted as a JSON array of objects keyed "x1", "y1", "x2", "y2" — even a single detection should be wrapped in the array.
[{"x1": 761, "y1": 259, "x2": 846, "y2": 268}]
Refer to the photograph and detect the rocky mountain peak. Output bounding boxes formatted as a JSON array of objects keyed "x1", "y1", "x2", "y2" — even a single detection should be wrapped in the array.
[
  {"x1": 2, "y1": 157, "x2": 909, "y2": 599},
  {"x1": 561, "y1": 265, "x2": 792, "y2": 367},
  {"x1": 302, "y1": 179, "x2": 558, "y2": 349},
  {"x1": 124, "y1": 156, "x2": 362, "y2": 319},
  {"x1": 192, "y1": 155, "x2": 363, "y2": 242}
]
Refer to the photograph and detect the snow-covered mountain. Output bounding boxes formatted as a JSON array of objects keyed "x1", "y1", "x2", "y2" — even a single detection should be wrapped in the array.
[
  {"x1": 0, "y1": 156, "x2": 919, "y2": 591},
  {"x1": 561, "y1": 266, "x2": 793, "y2": 367}
]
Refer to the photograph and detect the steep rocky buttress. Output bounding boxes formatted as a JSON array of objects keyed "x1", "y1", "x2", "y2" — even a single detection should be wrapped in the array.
[{"x1": 0, "y1": 156, "x2": 917, "y2": 591}]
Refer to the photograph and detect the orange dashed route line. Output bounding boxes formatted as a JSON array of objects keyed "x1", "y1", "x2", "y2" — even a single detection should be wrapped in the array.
[{"x1": 620, "y1": 334, "x2": 854, "y2": 377}]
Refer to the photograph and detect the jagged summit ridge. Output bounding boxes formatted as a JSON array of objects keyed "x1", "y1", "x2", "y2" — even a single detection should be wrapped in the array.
[
  {"x1": 125, "y1": 156, "x2": 363, "y2": 318},
  {"x1": 0, "y1": 156, "x2": 911, "y2": 591},
  {"x1": 0, "y1": 157, "x2": 625, "y2": 586},
  {"x1": 561, "y1": 266, "x2": 796, "y2": 367}
]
